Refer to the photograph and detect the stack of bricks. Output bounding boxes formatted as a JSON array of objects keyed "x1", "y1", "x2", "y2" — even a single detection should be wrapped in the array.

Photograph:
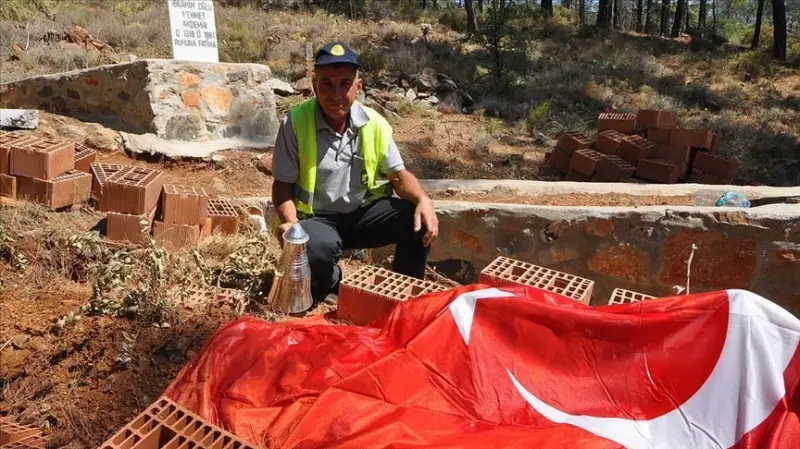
[
  {"x1": 0, "y1": 131, "x2": 91, "y2": 208},
  {"x1": 0, "y1": 416, "x2": 47, "y2": 449},
  {"x1": 479, "y1": 256, "x2": 595, "y2": 305},
  {"x1": 338, "y1": 265, "x2": 447, "y2": 325},
  {"x1": 100, "y1": 166, "x2": 165, "y2": 245},
  {"x1": 98, "y1": 396, "x2": 258, "y2": 449},
  {"x1": 546, "y1": 109, "x2": 751, "y2": 185}
]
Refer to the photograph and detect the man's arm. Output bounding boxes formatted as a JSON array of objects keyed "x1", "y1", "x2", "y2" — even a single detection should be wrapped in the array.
[
  {"x1": 389, "y1": 169, "x2": 438, "y2": 247},
  {"x1": 270, "y1": 114, "x2": 301, "y2": 236},
  {"x1": 272, "y1": 181, "x2": 297, "y2": 225}
]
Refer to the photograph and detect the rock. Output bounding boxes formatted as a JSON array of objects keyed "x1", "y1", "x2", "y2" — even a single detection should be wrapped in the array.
[
  {"x1": 400, "y1": 79, "x2": 410, "y2": 89},
  {"x1": 292, "y1": 77, "x2": 313, "y2": 93},
  {"x1": 212, "y1": 177, "x2": 229, "y2": 194},
  {"x1": 210, "y1": 154, "x2": 224, "y2": 163},
  {"x1": 256, "y1": 154, "x2": 272, "y2": 175},
  {"x1": 424, "y1": 95, "x2": 439, "y2": 106},
  {"x1": 84, "y1": 125, "x2": 122, "y2": 152},
  {"x1": 385, "y1": 101, "x2": 400, "y2": 112},
  {"x1": 416, "y1": 91, "x2": 431, "y2": 99},
  {"x1": 58, "y1": 124, "x2": 88, "y2": 142},
  {"x1": 0, "y1": 109, "x2": 38, "y2": 129},
  {"x1": 436, "y1": 91, "x2": 462, "y2": 113},
  {"x1": 445, "y1": 187, "x2": 462, "y2": 196},
  {"x1": 412, "y1": 68, "x2": 439, "y2": 92},
  {"x1": 459, "y1": 90, "x2": 475, "y2": 107},
  {"x1": 11, "y1": 335, "x2": 29, "y2": 350},
  {"x1": 404, "y1": 88, "x2": 417, "y2": 102},
  {"x1": 9, "y1": 43, "x2": 25, "y2": 61},
  {"x1": 57, "y1": 41, "x2": 83, "y2": 51},
  {"x1": 267, "y1": 78, "x2": 295, "y2": 96},
  {"x1": 68, "y1": 25, "x2": 89, "y2": 45},
  {"x1": 533, "y1": 131, "x2": 547, "y2": 146}
]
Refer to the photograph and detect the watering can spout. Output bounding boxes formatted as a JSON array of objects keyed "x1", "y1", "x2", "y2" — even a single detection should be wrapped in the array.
[{"x1": 267, "y1": 223, "x2": 313, "y2": 315}]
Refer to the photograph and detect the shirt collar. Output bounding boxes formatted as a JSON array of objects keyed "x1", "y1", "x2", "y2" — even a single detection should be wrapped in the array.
[{"x1": 314, "y1": 100, "x2": 370, "y2": 132}]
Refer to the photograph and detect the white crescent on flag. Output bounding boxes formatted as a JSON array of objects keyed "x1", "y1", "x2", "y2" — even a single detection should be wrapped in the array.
[{"x1": 448, "y1": 288, "x2": 800, "y2": 449}]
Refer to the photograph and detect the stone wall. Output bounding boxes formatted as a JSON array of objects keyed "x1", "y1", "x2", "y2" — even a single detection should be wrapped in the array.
[
  {"x1": 0, "y1": 59, "x2": 279, "y2": 153},
  {"x1": 429, "y1": 202, "x2": 800, "y2": 316}
]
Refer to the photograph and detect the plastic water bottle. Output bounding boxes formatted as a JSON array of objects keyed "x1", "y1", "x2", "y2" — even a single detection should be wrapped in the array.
[{"x1": 715, "y1": 191, "x2": 751, "y2": 208}]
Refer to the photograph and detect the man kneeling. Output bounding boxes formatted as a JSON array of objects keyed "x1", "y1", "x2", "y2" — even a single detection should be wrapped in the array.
[{"x1": 271, "y1": 41, "x2": 439, "y2": 303}]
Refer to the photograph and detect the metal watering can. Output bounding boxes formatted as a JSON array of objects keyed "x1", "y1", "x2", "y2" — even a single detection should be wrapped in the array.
[{"x1": 267, "y1": 223, "x2": 313, "y2": 315}]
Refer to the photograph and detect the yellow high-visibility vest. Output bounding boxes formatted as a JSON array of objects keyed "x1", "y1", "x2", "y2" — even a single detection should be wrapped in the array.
[{"x1": 289, "y1": 98, "x2": 393, "y2": 219}]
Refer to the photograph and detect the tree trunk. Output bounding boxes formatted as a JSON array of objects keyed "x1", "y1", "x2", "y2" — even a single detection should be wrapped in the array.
[
  {"x1": 421, "y1": 0, "x2": 427, "y2": 9},
  {"x1": 478, "y1": 0, "x2": 484, "y2": 12},
  {"x1": 564, "y1": 0, "x2": 572, "y2": 8},
  {"x1": 432, "y1": 0, "x2": 437, "y2": 8},
  {"x1": 597, "y1": 0, "x2": 613, "y2": 28},
  {"x1": 645, "y1": 0, "x2": 653, "y2": 33},
  {"x1": 660, "y1": 0, "x2": 670, "y2": 36},
  {"x1": 712, "y1": 0, "x2": 716, "y2": 30},
  {"x1": 465, "y1": 0, "x2": 477, "y2": 33},
  {"x1": 636, "y1": 0, "x2": 644, "y2": 32},
  {"x1": 671, "y1": 0, "x2": 685, "y2": 37},
  {"x1": 752, "y1": 0, "x2": 765, "y2": 49},
  {"x1": 698, "y1": 0, "x2": 706, "y2": 28},
  {"x1": 684, "y1": 0, "x2": 689, "y2": 32},
  {"x1": 772, "y1": 0, "x2": 787, "y2": 60},
  {"x1": 613, "y1": 0, "x2": 622, "y2": 29},
  {"x1": 542, "y1": 0, "x2": 553, "y2": 16},
  {"x1": 580, "y1": 0, "x2": 586, "y2": 24}
]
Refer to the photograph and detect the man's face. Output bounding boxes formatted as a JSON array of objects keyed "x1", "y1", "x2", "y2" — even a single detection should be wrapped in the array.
[{"x1": 313, "y1": 64, "x2": 362, "y2": 121}]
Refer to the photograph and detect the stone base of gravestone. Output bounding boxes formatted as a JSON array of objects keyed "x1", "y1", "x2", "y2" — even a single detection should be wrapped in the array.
[{"x1": 0, "y1": 59, "x2": 280, "y2": 157}]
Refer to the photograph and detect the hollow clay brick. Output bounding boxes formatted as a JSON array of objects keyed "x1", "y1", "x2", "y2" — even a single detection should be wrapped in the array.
[
  {"x1": 9, "y1": 137, "x2": 74, "y2": 179},
  {"x1": 654, "y1": 144, "x2": 693, "y2": 165},
  {"x1": 692, "y1": 151, "x2": 737, "y2": 179},
  {"x1": 74, "y1": 143, "x2": 97, "y2": 173},
  {"x1": 101, "y1": 166, "x2": 165, "y2": 215},
  {"x1": 687, "y1": 129, "x2": 713, "y2": 149},
  {"x1": 0, "y1": 174, "x2": 16, "y2": 199},
  {"x1": 566, "y1": 169, "x2": 591, "y2": 182},
  {"x1": 668, "y1": 128, "x2": 692, "y2": 147},
  {"x1": 107, "y1": 206, "x2": 158, "y2": 245},
  {"x1": 711, "y1": 134, "x2": 721, "y2": 152},
  {"x1": 636, "y1": 110, "x2": 677, "y2": 129},
  {"x1": 98, "y1": 396, "x2": 258, "y2": 449},
  {"x1": 15, "y1": 170, "x2": 91, "y2": 209},
  {"x1": 90, "y1": 163, "x2": 126, "y2": 200},
  {"x1": 617, "y1": 135, "x2": 657, "y2": 166},
  {"x1": 0, "y1": 133, "x2": 42, "y2": 175},
  {"x1": 597, "y1": 112, "x2": 637, "y2": 134},
  {"x1": 646, "y1": 127, "x2": 672, "y2": 145},
  {"x1": 635, "y1": 159, "x2": 681, "y2": 184},
  {"x1": 595, "y1": 155, "x2": 635, "y2": 181},
  {"x1": 0, "y1": 416, "x2": 43, "y2": 445},
  {"x1": 479, "y1": 256, "x2": 595, "y2": 305},
  {"x1": 607, "y1": 288, "x2": 656, "y2": 305},
  {"x1": 550, "y1": 147, "x2": 572, "y2": 173},
  {"x1": 688, "y1": 168, "x2": 732, "y2": 185},
  {"x1": 555, "y1": 131, "x2": 594, "y2": 155},
  {"x1": 207, "y1": 199, "x2": 239, "y2": 235},
  {"x1": 595, "y1": 130, "x2": 627, "y2": 155},
  {"x1": 161, "y1": 185, "x2": 209, "y2": 226},
  {"x1": 569, "y1": 149, "x2": 605, "y2": 177},
  {"x1": 153, "y1": 221, "x2": 200, "y2": 250},
  {"x1": 338, "y1": 265, "x2": 447, "y2": 325}
]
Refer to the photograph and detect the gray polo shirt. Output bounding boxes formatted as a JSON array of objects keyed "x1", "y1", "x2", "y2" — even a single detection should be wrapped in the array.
[{"x1": 272, "y1": 102, "x2": 405, "y2": 215}]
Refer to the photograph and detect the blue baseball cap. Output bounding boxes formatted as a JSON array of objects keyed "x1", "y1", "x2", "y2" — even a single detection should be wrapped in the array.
[{"x1": 314, "y1": 41, "x2": 361, "y2": 69}]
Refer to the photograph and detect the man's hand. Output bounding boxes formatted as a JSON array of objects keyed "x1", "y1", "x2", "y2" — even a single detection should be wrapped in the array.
[
  {"x1": 414, "y1": 197, "x2": 438, "y2": 247},
  {"x1": 275, "y1": 220, "x2": 297, "y2": 241}
]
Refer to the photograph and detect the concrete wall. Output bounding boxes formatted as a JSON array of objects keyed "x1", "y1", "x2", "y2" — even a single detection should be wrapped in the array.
[
  {"x1": 240, "y1": 195, "x2": 800, "y2": 317},
  {"x1": 428, "y1": 202, "x2": 800, "y2": 315},
  {"x1": 0, "y1": 59, "x2": 279, "y2": 149}
]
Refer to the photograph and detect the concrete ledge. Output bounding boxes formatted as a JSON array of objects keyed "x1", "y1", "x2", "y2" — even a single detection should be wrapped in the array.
[{"x1": 420, "y1": 179, "x2": 800, "y2": 200}]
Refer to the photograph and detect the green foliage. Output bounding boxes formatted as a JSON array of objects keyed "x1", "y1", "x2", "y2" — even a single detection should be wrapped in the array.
[
  {"x1": 0, "y1": 224, "x2": 27, "y2": 271},
  {"x1": 437, "y1": 7, "x2": 468, "y2": 33},
  {"x1": 526, "y1": 100, "x2": 551, "y2": 135},
  {"x1": 731, "y1": 50, "x2": 775, "y2": 78},
  {"x1": 0, "y1": 0, "x2": 53, "y2": 21}
]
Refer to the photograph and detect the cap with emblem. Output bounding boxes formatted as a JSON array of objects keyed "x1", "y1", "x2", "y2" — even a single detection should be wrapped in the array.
[{"x1": 314, "y1": 41, "x2": 361, "y2": 69}]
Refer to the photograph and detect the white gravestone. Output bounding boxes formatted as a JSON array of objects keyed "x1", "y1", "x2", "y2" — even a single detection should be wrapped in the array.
[{"x1": 167, "y1": 0, "x2": 219, "y2": 63}]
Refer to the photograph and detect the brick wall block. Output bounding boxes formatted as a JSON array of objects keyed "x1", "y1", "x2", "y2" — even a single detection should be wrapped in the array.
[
  {"x1": 655, "y1": 144, "x2": 693, "y2": 165},
  {"x1": 207, "y1": 199, "x2": 239, "y2": 235},
  {"x1": 161, "y1": 184, "x2": 209, "y2": 225},
  {"x1": 90, "y1": 163, "x2": 125, "y2": 200},
  {"x1": 16, "y1": 170, "x2": 91, "y2": 209},
  {"x1": 688, "y1": 168, "x2": 732, "y2": 185},
  {"x1": 637, "y1": 111, "x2": 677, "y2": 129},
  {"x1": 555, "y1": 131, "x2": 594, "y2": 154},
  {"x1": 550, "y1": 147, "x2": 572, "y2": 173},
  {"x1": 0, "y1": 133, "x2": 42, "y2": 174},
  {"x1": 607, "y1": 288, "x2": 656, "y2": 305},
  {"x1": 635, "y1": 159, "x2": 680, "y2": 184},
  {"x1": 74, "y1": 143, "x2": 97, "y2": 173},
  {"x1": 338, "y1": 265, "x2": 446, "y2": 325},
  {"x1": 101, "y1": 167, "x2": 165, "y2": 215},
  {"x1": 0, "y1": 174, "x2": 16, "y2": 198},
  {"x1": 669, "y1": 128, "x2": 692, "y2": 147},
  {"x1": 597, "y1": 112, "x2": 636, "y2": 134},
  {"x1": 646, "y1": 127, "x2": 672, "y2": 145},
  {"x1": 688, "y1": 129, "x2": 713, "y2": 149},
  {"x1": 566, "y1": 169, "x2": 591, "y2": 182},
  {"x1": 570, "y1": 149, "x2": 605, "y2": 177},
  {"x1": 154, "y1": 221, "x2": 200, "y2": 250},
  {"x1": 692, "y1": 151, "x2": 737, "y2": 179},
  {"x1": 595, "y1": 130, "x2": 627, "y2": 155},
  {"x1": 479, "y1": 256, "x2": 595, "y2": 304},
  {"x1": 107, "y1": 207, "x2": 157, "y2": 244},
  {"x1": 595, "y1": 155, "x2": 635, "y2": 181},
  {"x1": 0, "y1": 416, "x2": 43, "y2": 445},
  {"x1": 9, "y1": 138, "x2": 74, "y2": 179}
]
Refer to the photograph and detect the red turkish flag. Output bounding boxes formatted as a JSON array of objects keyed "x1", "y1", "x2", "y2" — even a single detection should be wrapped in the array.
[{"x1": 164, "y1": 286, "x2": 800, "y2": 448}]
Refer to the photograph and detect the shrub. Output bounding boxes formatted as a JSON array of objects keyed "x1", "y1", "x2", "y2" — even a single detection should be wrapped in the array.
[
  {"x1": 526, "y1": 100, "x2": 551, "y2": 135},
  {"x1": 731, "y1": 50, "x2": 774, "y2": 79},
  {"x1": 0, "y1": 0, "x2": 53, "y2": 21}
]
